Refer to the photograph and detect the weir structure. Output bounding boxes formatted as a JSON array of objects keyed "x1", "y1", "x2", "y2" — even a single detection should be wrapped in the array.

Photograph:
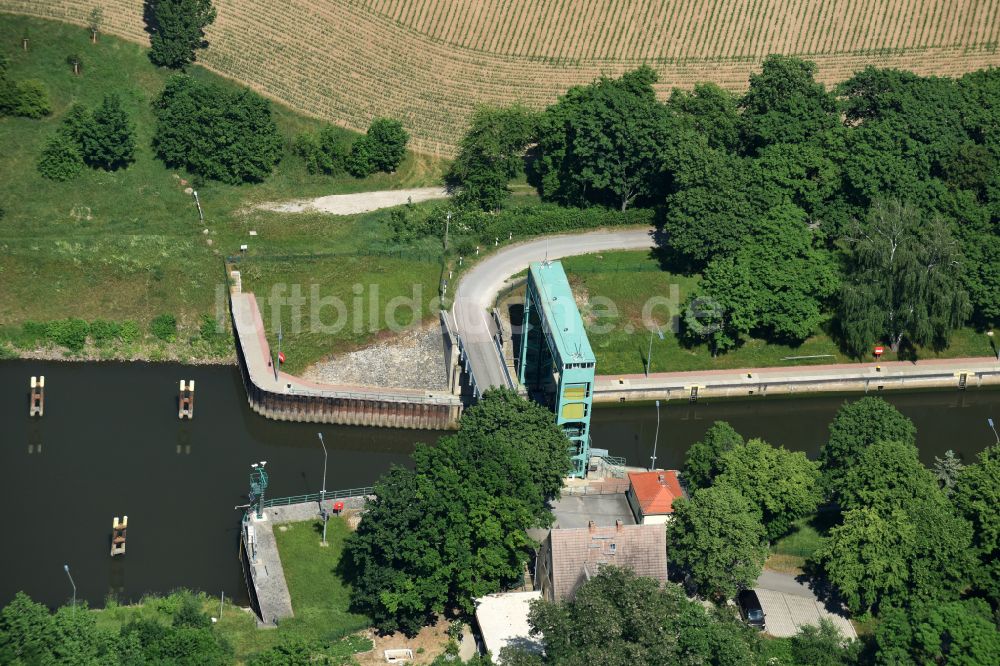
[{"x1": 518, "y1": 261, "x2": 596, "y2": 478}]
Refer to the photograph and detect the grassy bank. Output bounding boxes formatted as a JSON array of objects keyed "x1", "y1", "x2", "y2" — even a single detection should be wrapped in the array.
[
  {"x1": 563, "y1": 251, "x2": 998, "y2": 375},
  {"x1": 0, "y1": 15, "x2": 444, "y2": 363}
]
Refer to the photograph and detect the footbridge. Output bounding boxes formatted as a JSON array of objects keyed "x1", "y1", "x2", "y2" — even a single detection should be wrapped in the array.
[{"x1": 450, "y1": 229, "x2": 654, "y2": 397}]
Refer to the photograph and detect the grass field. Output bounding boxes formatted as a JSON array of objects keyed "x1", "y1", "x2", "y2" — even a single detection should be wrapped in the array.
[
  {"x1": 0, "y1": 16, "x2": 444, "y2": 363},
  {"x1": 4, "y1": 1, "x2": 997, "y2": 153},
  {"x1": 563, "y1": 251, "x2": 998, "y2": 375}
]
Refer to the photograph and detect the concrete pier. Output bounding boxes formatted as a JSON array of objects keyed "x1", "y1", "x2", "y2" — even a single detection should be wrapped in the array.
[{"x1": 228, "y1": 272, "x2": 462, "y2": 430}]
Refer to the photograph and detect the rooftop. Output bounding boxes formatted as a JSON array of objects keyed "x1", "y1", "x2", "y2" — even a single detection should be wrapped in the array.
[
  {"x1": 550, "y1": 490, "x2": 636, "y2": 529},
  {"x1": 529, "y1": 261, "x2": 596, "y2": 366},
  {"x1": 628, "y1": 470, "x2": 684, "y2": 515},
  {"x1": 474, "y1": 591, "x2": 544, "y2": 661}
]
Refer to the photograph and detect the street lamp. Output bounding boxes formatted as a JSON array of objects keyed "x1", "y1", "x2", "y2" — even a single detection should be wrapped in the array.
[
  {"x1": 988, "y1": 418, "x2": 999, "y2": 445},
  {"x1": 650, "y1": 400, "x2": 661, "y2": 471},
  {"x1": 645, "y1": 324, "x2": 664, "y2": 377},
  {"x1": 317, "y1": 433, "x2": 328, "y2": 503},
  {"x1": 63, "y1": 564, "x2": 76, "y2": 611}
]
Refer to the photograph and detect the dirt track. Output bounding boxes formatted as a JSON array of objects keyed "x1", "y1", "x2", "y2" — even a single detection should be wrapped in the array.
[{"x1": 258, "y1": 187, "x2": 447, "y2": 215}]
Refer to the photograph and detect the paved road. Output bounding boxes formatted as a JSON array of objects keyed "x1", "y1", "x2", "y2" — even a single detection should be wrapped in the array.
[
  {"x1": 755, "y1": 570, "x2": 857, "y2": 640},
  {"x1": 451, "y1": 229, "x2": 655, "y2": 392}
]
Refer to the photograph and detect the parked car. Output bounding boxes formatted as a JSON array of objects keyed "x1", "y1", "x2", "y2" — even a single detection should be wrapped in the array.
[{"x1": 738, "y1": 590, "x2": 766, "y2": 630}]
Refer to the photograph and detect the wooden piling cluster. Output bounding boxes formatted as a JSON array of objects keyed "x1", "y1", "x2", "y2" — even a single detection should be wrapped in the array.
[
  {"x1": 110, "y1": 516, "x2": 127, "y2": 557},
  {"x1": 178, "y1": 380, "x2": 195, "y2": 419},
  {"x1": 29, "y1": 376, "x2": 44, "y2": 417}
]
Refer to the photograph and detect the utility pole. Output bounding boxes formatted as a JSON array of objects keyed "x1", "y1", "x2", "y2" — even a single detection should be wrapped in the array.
[
  {"x1": 444, "y1": 212, "x2": 451, "y2": 251},
  {"x1": 645, "y1": 325, "x2": 664, "y2": 377},
  {"x1": 650, "y1": 400, "x2": 660, "y2": 471}
]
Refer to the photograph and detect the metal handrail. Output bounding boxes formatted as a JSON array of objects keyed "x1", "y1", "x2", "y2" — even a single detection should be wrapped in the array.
[{"x1": 260, "y1": 486, "x2": 375, "y2": 508}]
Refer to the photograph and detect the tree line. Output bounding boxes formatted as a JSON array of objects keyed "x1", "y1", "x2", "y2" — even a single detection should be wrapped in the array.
[{"x1": 447, "y1": 57, "x2": 1000, "y2": 357}]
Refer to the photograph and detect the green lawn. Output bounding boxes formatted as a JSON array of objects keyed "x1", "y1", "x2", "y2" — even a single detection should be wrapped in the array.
[
  {"x1": 0, "y1": 15, "x2": 444, "y2": 362},
  {"x1": 563, "y1": 251, "x2": 998, "y2": 375}
]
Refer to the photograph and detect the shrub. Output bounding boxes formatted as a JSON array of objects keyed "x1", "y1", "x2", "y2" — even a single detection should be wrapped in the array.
[
  {"x1": 89, "y1": 319, "x2": 122, "y2": 346},
  {"x1": 13, "y1": 79, "x2": 51, "y2": 118},
  {"x1": 365, "y1": 118, "x2": 408, "y2": 172},
  {"x1": 150, "y1": 314, "x2": 177, "y2": 341},
  {"x1": 294, "y1": 125, "x2": 350, "y2": 175},
  {"x1": 346, "y1": 137, "x2": 374, "y2": 177},
  {"x1": 198, "y1": 313, "x2": 224, "y2": 339},
  {"x1": 119, "y1": 320, "x2": 141, "y2": 344},
  {"x1": 46, "y1": 319, "x2": 89, "y2": 351},
  {"x1": 37, "y1": 132, "x2": 83, "y2": 181}
]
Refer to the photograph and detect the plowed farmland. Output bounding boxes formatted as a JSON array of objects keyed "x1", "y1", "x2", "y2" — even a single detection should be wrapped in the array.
[{"x1": 4, "y1": 1, "x2": 999, "y2": 154}]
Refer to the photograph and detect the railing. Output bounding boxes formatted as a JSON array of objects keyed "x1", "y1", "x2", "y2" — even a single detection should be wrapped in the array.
[
  {"x1": 561, "y1": 481, "x2": 629, "y2": 496},
  {"x1": 260, "y1": 486, "x2": 375, "y2": 508}
]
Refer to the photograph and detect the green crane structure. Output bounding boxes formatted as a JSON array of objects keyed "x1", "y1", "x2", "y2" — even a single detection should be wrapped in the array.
[{"x1": 518, "y1": 261, "x2": 596, "y2": 477}]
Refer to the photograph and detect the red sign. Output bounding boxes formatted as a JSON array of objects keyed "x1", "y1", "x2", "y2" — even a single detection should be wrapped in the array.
[
  {"x1": 333, "y1": 501, "x2": 345, "y2": 512},
  {"x1": 278, "y1": 352, "x2": 286, "y2": 364},
  {"x1": 874, "y1": 346, "x2": 884, "y2": 357}
]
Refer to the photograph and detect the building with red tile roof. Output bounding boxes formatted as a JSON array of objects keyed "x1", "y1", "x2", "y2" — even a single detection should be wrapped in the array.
[{"x1": 626, "y1": 470, "x2": 684, "y2": 525}]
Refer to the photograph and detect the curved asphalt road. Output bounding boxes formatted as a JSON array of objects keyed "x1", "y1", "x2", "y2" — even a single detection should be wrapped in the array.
[{"x1": 451, "y1": 228, "x2": 655, "y2": 392}]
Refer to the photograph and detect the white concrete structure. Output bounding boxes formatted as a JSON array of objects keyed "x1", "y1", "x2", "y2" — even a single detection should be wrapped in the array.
[{"x1": 474, "y1": 591, "x2": 543, "y2": 662}]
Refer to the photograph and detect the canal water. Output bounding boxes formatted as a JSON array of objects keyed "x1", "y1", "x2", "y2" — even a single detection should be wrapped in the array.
[{"x1": 1, "y1": 360, "x2": 997, "y2": 609}]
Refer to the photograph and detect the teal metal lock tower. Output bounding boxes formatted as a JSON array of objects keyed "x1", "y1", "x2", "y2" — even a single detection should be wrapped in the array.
[{"x1": 518, "y1": 261, "x2": 596, "y2": 477}]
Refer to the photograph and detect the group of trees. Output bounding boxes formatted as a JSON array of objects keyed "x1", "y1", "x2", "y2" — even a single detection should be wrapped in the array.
[
  {"x1": 0, "y1": 591, "x2": 232, "y2": 665},
  {"x1": 671, "y1": 423, "x2": 822, "y2": 599},
  {"x1": 448, "y1": 56, "x2": 1000, "y2": 354},
  {"x1": 341, "y1": 389, "x2": 571, "y2": 635},
  {"x1": 670, "y1": 397, "x2": 1000, "y2": 663},
  {"x1": 152, "y1": 74, "x2": 281, "y2": 184},
  {"x1": 294, "y1": 118, "x2": 409, "y2": 178},
  {"x1": 38, "y1": 96, "x2": 135, "y2": 181},
  {"x1": 0, "y1": 55, "x2": 51, "y2": 119}
]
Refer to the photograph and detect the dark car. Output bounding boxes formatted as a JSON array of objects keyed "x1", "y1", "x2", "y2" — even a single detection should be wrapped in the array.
[{"x1": 737, "y1": 590, "x2": 766, "y2": 630}]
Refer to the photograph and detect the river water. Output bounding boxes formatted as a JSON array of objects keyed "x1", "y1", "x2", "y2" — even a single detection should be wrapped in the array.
[{"x1": 1, "y1": 360, "x2": 996, "y2": 608}]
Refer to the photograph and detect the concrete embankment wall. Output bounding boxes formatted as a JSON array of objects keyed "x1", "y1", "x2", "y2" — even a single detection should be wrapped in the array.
[
  {"x1": 593, "y1": 362, "x2": 1000, "y2": 403},
  {"x1": 228, "y1": 282, "x2": 462, "y2": 430}
]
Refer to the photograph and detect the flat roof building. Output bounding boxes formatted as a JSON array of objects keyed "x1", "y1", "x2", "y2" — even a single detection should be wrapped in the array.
[{"x1": 474, "y1": 591, "x2": 544, "y2": 662}]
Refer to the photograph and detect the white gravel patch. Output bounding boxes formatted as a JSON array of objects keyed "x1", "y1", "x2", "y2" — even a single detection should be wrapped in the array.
[
  {"x1": 301, "y1": 321, "x2": 449, "y2": 391},
  {"x1": 258, "y1": 187, "x2": 448, "y2": 215}
]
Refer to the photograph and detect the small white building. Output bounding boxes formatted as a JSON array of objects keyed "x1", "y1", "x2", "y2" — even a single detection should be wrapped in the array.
[{"x1": 474, "y1": 591, "x2": 544, "y2": 662}]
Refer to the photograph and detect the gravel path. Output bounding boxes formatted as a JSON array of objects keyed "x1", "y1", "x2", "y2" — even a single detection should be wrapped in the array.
[
  {"x1": 258, "y1": 187, "x2": 447, "y2": 215},
  {"x1": 301, "y1": 321, "x2": 449, "y2": 390}
]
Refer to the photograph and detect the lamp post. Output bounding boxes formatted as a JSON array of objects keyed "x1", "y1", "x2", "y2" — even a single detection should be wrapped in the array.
[
  {"x1": 273, "y1": 325, "x2": 283, "y2": 382},
  {"x1": 63, "y1": 564, "x2": 76, "y2": 611},
  {"x1": 645, "y1": 325, "x2": 664, "y2": 377},
  {"x1": 650, "y1": 400, "x2": 661, "y2": 471},
  {"x1": 988, "y1": 418, "x2": 999, "y2": 445},
  {"x1": 317, "y1": 433, "x2": 328, "y2": 503}
]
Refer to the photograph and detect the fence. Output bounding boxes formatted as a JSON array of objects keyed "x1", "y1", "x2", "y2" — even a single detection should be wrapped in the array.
[{"x1": 261, "y1": 486, "x2": 375, "y2": 508}]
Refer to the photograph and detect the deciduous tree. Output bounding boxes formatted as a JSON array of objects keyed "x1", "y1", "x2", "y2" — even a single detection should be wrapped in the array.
[
  {"x1": 682, "y1": 421, "x2": 744, "y2": 491},
  {"x1": 875, "y1": 599, "x2": 1000, "y2": 665},
  {"x1": 667, "y1": 484, "x2": 767, "y2": 601},
  {"x1": 145, "y1": 0, "x2": 217, "y2": 69},
  {"x1": 952, "y1": 442, "x2": 1000, "y2": 604}
]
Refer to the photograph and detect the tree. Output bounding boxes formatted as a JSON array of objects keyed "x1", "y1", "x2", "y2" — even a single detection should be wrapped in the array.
[
  {"x1": 37, "y1": 131, "x2": 84, "y2": 181},
  {"x1": 739, "y1": 55, "x2": 839, "y2": 154},
  {"x1": 952, "y1": 443, "x2": 1000, "y2": 604},
  {"x1": 504, "y1": 566, "x2": 760, "y2": 666},
  {"x1": 691, "y1": 203, "x2": 838, "y2": 350},
  {"x1": 875, "y1": 599, "x2": 1000, "y2": 665},
  {"x1": 0, "y1": 592, "x2": 56, "y2": 664},
  {"x1": 933, "y1": 449, "x2": 964, "y2": 493},
  {"x1": 87, "y1": 7, "x2": 104, "y2": 43},
  {"x1": 715, "y1": 438, "x2": 822, "y2": 541},
  {"x1": 364, "y1": 118, "x2": 409, "y2": 173},
  {"x1": 838, "y1": 198, "x2": 970, "y2": 355},
  {"x1": 667, "y1": 82, "x2": 740, "y2": 152},
  {"x1": 153, "y1": 75, "x2": 282, "y2": 183},
  {"x1": 819, "y1": 397, "x2": 916, "y2": 501},
  {"x1": 667, "y1": 484, "x2": 768, "y2": 600},
  {"x1": 682, "y1": 421, "x2": 744, "y2": 491},
  {"x1": 531, "y1": 67, "x2": 670, "y2": 210},
  {"x1": 81, "y1": 94, "x2": 135, "y2": 170},
  {"x1": 293, "y1": 125, "x2": 350, "y2": 175},
  {"x1": 446, "y1": 105, "x2": 537, "y2": 211},
  {"x1": 145, "y1": 0, "x2": 217, "y2": 69},
  {"x1": 66, "y1": 53, "x2": 83, "y2": 75},
  {"x1": 342, "y1": 389, "x2": 571, "y2": 635},
  {"x1": 837, "y1": 439, "x2": 939, "y2": 513},
  {"x1": 345, "y1": 136, "x2": 373, "y2": 177},
  {"x1": 814, "y1": 496, "x2": 974, "y2": 615}
]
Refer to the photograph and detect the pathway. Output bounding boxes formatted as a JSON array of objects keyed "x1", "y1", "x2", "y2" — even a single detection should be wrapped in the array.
[{"x1": 258, "y1": 187, "x2": 447, "y2": 215}]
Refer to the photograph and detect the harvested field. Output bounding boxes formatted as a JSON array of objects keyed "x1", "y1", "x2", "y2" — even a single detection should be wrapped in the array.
[{"x1": 5, "y1": 1, "x2": 999, "y2": 154}]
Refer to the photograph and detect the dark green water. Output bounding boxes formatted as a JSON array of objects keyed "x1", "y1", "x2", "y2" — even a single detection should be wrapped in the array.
[{"x1": 1, "y1": 360, "x2": 996, "y2": 608}]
